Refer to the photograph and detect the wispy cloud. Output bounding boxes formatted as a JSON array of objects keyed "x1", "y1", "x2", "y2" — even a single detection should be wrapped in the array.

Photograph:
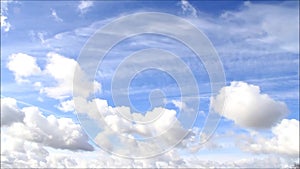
[
  {"x1": 180, "y1": 0, "x2": 197, "y2": 17},
  {"x1": 77, "y1": 1, "x2": 93, "y2": 14},
  {"x1": 51, "y1": 9, "x2": 63, "y2": 22},
  {"x1": 1, "y1": 1, "x2": 12, "y2": 32}
]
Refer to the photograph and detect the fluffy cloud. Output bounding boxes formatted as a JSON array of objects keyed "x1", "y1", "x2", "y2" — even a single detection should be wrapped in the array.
[
  {"x1": 41, "y1": 52, "x2": 78, "y2": 99},
  {"x1": 40, "y1": 52, "x2": 101, "y2": 100},
  {"x1": 1, "y1": 97, "x2": 24, "y2": 126},
  {"x1": 239, "y1": 119, "x2": 299, "y2": 158},
  {"x1": 1, "y1": 97, "x2": 93, "y2": 151},
  {"x1": 6, "y1": 53, "x2": 42, "y2": 83},
  {"x1": 73, "y1": 96, "x2": 191, "y2": 157},
  {"x1": 211, "y1": 81, "x2": 288, "y2": 129}
]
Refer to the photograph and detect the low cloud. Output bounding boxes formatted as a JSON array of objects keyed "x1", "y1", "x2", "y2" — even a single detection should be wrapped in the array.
[
  {"x1": 1, "y1": 97, "x2": 93, "y2": 151},
  {"x1": 238, "y1": 118, "x2": 299, "y2": 158},
  {"x1": 6, "y1": 53, "x2": 42, "y2": 83},
  {"x1": 211, "y1": 81, "x2": 288, "y2": 129},
  {"x1": 1, "y1": 97, "x2": 24, "y2": 126}
]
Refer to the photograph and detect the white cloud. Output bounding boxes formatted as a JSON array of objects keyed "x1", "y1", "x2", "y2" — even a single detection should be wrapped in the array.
[
  {"x1": 51, "y1": 9, "x2": 63, "y2": 22},
  {"x1": 77, "y1": 1, "x2": 93, "y2": 14},
  {"x1": 1, "y1": 97, "x2": 24, "y2": 126},
  {"x1": 180, "y1": 0, "x2": 197, "y2": 17},
  {"x1": 239, "y1": 119, "x2": 299, "y2": 158},
  {"x1": 1, "y1": 97, "x2": 93, "y2": 151},
  {"x1": 73, "y1": 96, "x2": 192, "y2": 157},
  {"x1": 1, "y1": 15, "x2": 11, "y2": 32},
  {"x1": 6, "y1": 53, "x2": 42, "y2": 83},
  {"x1": 211, "y1": 81, "x2": 288, "y2": 129},
  {"x1": 0, "y1": 1, "x2": 12, "y2": 32},
  {"x1": 40, "y1": 52, "x2": 101, "y2": 100},
  {"x1": 218, "y1": 1, "x2": 299, "y2": 54},
  {"x1": 41, "y1": 52, "x2": 77, "y2": 99}
]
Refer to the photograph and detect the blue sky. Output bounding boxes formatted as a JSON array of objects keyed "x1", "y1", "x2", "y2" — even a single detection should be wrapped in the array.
[{"x1": 1, "y1": 0, "x2": 299, "y2": 168}]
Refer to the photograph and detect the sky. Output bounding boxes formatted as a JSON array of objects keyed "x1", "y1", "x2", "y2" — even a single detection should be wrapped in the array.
[{"x1": 1, "y1": 0, "x2": 299, "y2": 168}]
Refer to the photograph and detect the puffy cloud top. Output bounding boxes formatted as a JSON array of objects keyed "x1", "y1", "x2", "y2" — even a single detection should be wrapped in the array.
[
  {"x1": 1, "y1": 97, "x2": 93, "y2": 151},
  {"x1": 211, "y1": 81, "x2": 288, "y2": 129}
]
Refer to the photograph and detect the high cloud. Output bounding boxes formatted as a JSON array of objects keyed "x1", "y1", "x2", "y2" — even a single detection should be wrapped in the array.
[
  {"x1": 180, "y1": 0, "x2": 197, "y2": 17},
  {"x1": 51, "y1": 9, "x2": 63, "y2": 22},
  {"x1": 77, "y1": 1, "x2": 93, "y2": 14},
  {"x1": 0, "y1": 1, "x2": 11, "y2": 32},
  {"x1": 211, "y1": 81, "x2": 288, "y2": 129}
]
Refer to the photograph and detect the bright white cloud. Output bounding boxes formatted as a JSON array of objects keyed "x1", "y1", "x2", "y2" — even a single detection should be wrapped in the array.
[
  {"x1": 6, "y1": 53, "x2": 42, "y2": 83},
  {"x1": 78, "y1": 1, "x2": 93, "y2": 14},
  {"x1": 73, "y1": 95, "x2": 192, "y2": 157},
  {"x1": 41, "y1": 52, "x2": 77, "y2": 99},
  {"x1": 1, "y1": 15, "x2": 11, "y2": 32},
  {"x1": 239, "y1": 119, "x2": 299, "y2": 158},
  {"x1": 211, "y1": 81, "x2": 288, "y2": 129},
  {"x1": 1, "y1": 97, "x2": 93, "y2": 151},
  {"x1": 51, "y1": 9, "x2": 63, "y2": 22},
  {"x1": 40, "y1": 52, "x2": 101, "y2": 100},
  {"x1": 1, "y1": 97, "x2": 24, "y2": 126}
]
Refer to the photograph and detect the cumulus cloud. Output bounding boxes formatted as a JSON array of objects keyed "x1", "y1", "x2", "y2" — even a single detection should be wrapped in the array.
[
  {"x1": 211, "y1": 81, "x2": 288, "y2": 129},
  {"x1": 41, "y1": 52, "x2": 78, "y2": 99},
  {"x1": 1, "y1": 97, "x2": 93, "y2": 151},
  {"x1": 1, "y1": 97, "x2": 24, "y2": 126},
  {"x1": 73, "y1": 95, "x2": 192, "y2": 157},
  {"x1": 6, "y1": 53, "x2": 42, "y2": 83},
  {"x1": 239, "y1": 119, "x2": 299, "y2": 158},
  {"x1": 77, "y1": 1, "x2": 93, "y2": 14},
  {"x1": 40, "y1": 52, "x2": 100, "y2": 100}
]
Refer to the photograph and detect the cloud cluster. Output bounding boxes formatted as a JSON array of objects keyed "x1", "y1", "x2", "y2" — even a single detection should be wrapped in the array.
[
  {"x1": 211, "y1": 81, "x2": 288, "y2": 129},
  {"x1": 239, "y1": 118, "x2": 299, "y2": 158},
  {"x1": 72, "y1": 96, "x2": 191, "y2": 157},
  {"x1": 6, "y1": 52, "x2": 101, "y2": 101},
  {"x1": 1, "y1": 97, "x2": 93, "y2": 151}
]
